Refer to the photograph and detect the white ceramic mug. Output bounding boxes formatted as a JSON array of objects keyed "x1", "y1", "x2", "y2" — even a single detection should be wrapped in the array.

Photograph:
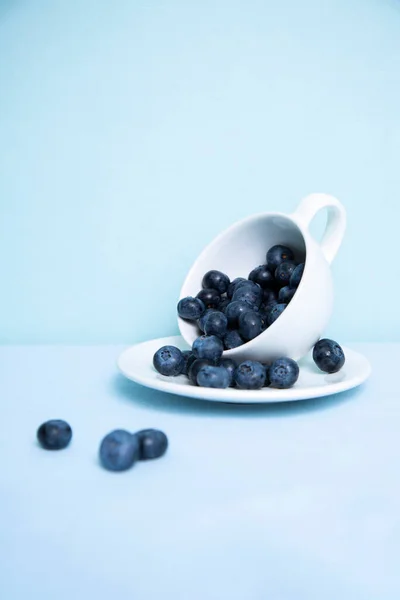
[{"x1": 178, "y1": 193, "x2": 346, "y2": 363}]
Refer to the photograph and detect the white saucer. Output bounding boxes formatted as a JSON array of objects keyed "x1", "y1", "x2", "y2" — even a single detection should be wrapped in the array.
[{"x1": 118, "y1": 336, "x2": 371, "y2": 404}]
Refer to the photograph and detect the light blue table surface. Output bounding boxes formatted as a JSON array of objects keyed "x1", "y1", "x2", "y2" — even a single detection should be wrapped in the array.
[{"x1": 1, "y1": 343, "x2": 398, "y2": 599}]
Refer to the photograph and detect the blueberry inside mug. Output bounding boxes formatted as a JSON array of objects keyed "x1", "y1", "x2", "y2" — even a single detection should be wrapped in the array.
[{"x1": 178, "y1": 193, "x2": 346, "y2": 363}]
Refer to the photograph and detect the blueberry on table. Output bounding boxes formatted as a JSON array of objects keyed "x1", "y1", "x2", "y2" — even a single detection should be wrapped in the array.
[
  {"x1": 248, "y1": 265, "x2": 275, "y2": 289},
  {"x1": 313, "y1": 339, "x2": 345, "y2": 374},
  {"x1": 219, "y1": 358, "x2": 237, "y2": 386},
  {"x1": 197, "y1": 288, "x2": 221, "y2": 309},
  {"x1": 232, "y1": 284, "x2": 262, "y2": 308},
  {"x1": 227, "y1": 277, "x2": 247, "y2": 299},
  {"x1": 193, "y1": 335, "x2": 224, "y2": 362},
  {"x1": 177, "y1": 296, "x2": 206, "y2": 320},
  {"x1": 269, "y1": 358, "x2": 299, "y2": 389},
  {"x1": 153, "y1": 345, "x2": 184, "y2": 376},
  {"x1": 278, "y1": 286, "x2": 296, "y2": 304},
  {"x1": 267, "y1": 303, "x2": 287, "y2": 326},
  {"x1": 266, "y1": 245, "x2": 295, "y2": 270},
  {"x1": 202, "y1": 270, "x2": 230, "y2": 294},
  {"x1": 99, "y1": 430, "x2": 140, "y2": 471},
  {"x1": 223, "y1": 330, "x2": 244, "y2": 350},
  {"x1": 197, "y1": 365, "x2": 231, "y2": 388},
  {"x1": 188, "y1": 358, "x2": 213, "y2": 385},
  {"x1": 136, "y1": 429, "x2": 168, "y2": 460},
  {"x1": 275, "y1": 261, "x2": 297, "y2": 287},
  {"x1": 203, "y1": 310, "x2": 228, "y2": 338},
  {"x1": 290, "y1": 263, "x2": 305, "y2": 289},
  {"x1": 234, "y1": 360, "x2": 266, "y2": 389},
  {"x1": 37, "y1": 419, "x2": 72, "y2": 450},
  {"x1": 225, "y1": 301, "x2": 254, "y2": 328},
  {"x1": 239, "y1": 310, "x2": 264, "y2": 341}
]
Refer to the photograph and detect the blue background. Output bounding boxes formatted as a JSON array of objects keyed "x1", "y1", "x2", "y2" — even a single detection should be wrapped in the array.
[{"x1": 1, "y1": 0, "x2": 399, "y2": 344}]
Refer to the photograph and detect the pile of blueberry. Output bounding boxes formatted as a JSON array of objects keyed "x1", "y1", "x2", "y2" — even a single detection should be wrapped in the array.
[
  {"x1": 152, "y1": 243, "x2": 345, "y2": 390},
  {"x1": 153, "y1": 338, "x2": 299, "y2": 389},
  {"x1": 153, "y1": 337, "x2": 345, "y2": 390},
  {"x1": 178, "y1": 244, "x2": 304, "y2": 350},
  {"x1": 37, "y1": 419, "x2": 168, "y2": 472}
]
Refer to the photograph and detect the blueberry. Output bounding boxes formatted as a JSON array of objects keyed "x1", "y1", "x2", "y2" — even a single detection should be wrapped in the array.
[
  {"x1": 269, "y1": 357, "x2": 299, "y2": 388},
  {"x1": 267, "y1": 303, "x2": 287, "y2": 325},
  {"x1": 188, "y1": 358, "x2": 213, "y2": 385},
  {"x1": 258, "y1": 311, "x2": 269, "y2": 331},
  {"x1": 262, "y1": 288, "x2": 278, "y2": 305},
  {"x1": 218, "y1": 298, "x2": 231, "y2": 313},
  {"x1": 153, "y1": 345, "x2": 184, "y2": 376},
  {"x1": 248, "y1": 265, "x2": 275, "y2": 289},
  {"x1": 37, "y1": 419, "x2": 72, "y2": 450},
  {"x1": 197, "y1": 365, "x2": 231, "y2": 388},
  {"x1": 232, "y1": 285, "x2": 262, "y2": 308},
  {"x1": 203, "y1": 310, "x2": 228, "y2": 337},
  {"x1": 234, "y1": 360, "x2": 266, "y2": 389},
  {"x1": 136, "y1": 429, "x2": 168, "y2": 460},
  {"x1": 223, "y1": 330, "x2": 244, "y2": 350},
  {"x1": 198, "y1": 309, "x2": 218, "y2": 333},
  {"x1": 239, "y1": 310, "x2": 264, "y2": 341},
  {"x1": 278, "y1": 286, "x2": 296, "y2": 304},
  {"x1": 313, "y1": 339, "x2": 345, "y2": 374},
  {"x1": 235, "y1": 280, "x2": 260, "y2": 292},
  {"x1": 262, "y1": 301, "x2": 279, "y2": 319},
  {"x1": 227, "y1": 277, "x2": 247, "y2": 299},
  {"x1": 202, "y1": 270, "x2": 230, "y2": 294},
  {"x1": 181, "y1": 351, "x2": 195, "y2": 376},
  {"x1": 219, "y1": 358, "x2": 237, "y2": 386},
  {"x1": 290, "y1": 263, "x2": 305, "y2": 289},
  {"x1": 186, "y1": 352, "x2": 197, "y2": 375},
  {"x1": 197, "y1": 288, "x2": 221, "y2": 309},
  {"x1": 225, "y1": 301, "x2": 254, "y2": 327},
  {"x1": 99, "y1": 430, "x2": 140, "y2": 471},
  {"x1": 177, "y1": 296, "x2": 206, "y2": 320},
  {"x1": 264, "y1": 300, "x2": 278, "y2": 311},
  {"x1": 262, "y1": 365, "x2": 271, "y2": 387},
  {"x1": 259, "y1": 296, "x2": 278, "y2": 319},
  {"x1": 266, "y1": 245, "x2": 295, "y2": 270},
  {"x1": 275, "y1": 261, "x2": 297, "y2": 288},
  {"x1": 193, "y1": 335, "x2": 224, "y2": 362}
]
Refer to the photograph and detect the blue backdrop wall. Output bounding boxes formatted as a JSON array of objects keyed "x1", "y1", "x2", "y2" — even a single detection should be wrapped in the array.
[{"x1": 0, "y1": 0, "x2": 399, "y2": 343}]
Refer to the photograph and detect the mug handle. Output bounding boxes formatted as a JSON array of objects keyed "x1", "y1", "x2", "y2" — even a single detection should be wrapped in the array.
[{"x1": 292, "y1": 193, "x2": 347, "y2": 264}]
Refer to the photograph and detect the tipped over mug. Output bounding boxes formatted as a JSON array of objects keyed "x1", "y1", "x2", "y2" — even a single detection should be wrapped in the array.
[{"x1": 178, "y1": 193, "x2": 346, "y2": 363}]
